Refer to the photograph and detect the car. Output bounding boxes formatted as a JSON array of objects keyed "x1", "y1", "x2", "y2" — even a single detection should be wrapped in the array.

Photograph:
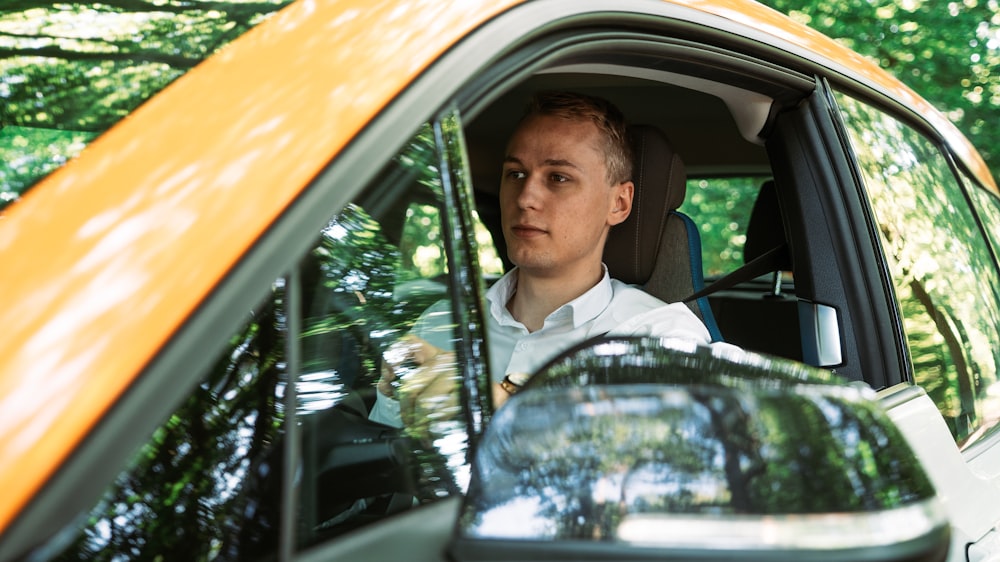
[{"x1": 1, "y1": 0, "x2": 998, "y2": 560}]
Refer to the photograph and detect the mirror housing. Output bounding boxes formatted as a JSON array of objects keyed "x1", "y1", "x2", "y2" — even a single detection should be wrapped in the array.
[
  {"x1": 451, "y1": 338, "x2": 948, "y2": 561},
  {"x1": 800, "y1": 300, "x2": 843, "y2": 367}
]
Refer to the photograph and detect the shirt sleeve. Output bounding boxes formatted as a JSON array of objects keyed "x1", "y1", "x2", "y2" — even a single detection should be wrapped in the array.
[{"x1": 368, "y1": 388, "x2": 403, "y2": 428}]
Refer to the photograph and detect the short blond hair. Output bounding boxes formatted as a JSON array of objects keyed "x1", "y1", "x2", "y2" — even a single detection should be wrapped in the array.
[{"x1": 522, "y1": 91, "x2": 632, "y2": 185}]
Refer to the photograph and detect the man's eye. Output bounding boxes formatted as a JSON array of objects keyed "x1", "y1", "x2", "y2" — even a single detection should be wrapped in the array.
[
  {"x1": 550, "y1": 173, "x2": 569, "y2": 183},
  {"x1": 505, "y1": 170, "x2": 525, "y2": 180}
]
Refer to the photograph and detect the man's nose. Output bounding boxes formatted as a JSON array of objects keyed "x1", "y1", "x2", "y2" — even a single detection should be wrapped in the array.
[{"x1": 516, "y1": 172, "x2": 544, "y2": 209}]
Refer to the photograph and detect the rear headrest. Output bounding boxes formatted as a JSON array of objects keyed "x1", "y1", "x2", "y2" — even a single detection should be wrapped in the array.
[
  {"x1": 604, "y1": 125, "x2": 687, "y2": 285},
  {"x1": 743, "y1": 179, "x2": 792, "y2": 271}
]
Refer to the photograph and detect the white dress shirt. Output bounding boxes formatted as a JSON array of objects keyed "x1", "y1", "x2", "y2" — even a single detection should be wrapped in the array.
[
  {"x1": 370, "y1": 265, "x2": 718, "y2": 426},
  {"x1": 485, "y1": 265, "x2": 712, "y2": 385}
]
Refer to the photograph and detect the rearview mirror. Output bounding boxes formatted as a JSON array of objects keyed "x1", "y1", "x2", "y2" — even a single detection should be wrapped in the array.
[{"x1": 451, "y1": 338, "x2": 948, "y2": 562}]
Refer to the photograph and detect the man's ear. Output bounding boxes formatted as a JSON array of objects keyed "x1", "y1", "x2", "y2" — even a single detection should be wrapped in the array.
[{"x1": 608, "y1": 181, "x2": 633, "y2": 226}]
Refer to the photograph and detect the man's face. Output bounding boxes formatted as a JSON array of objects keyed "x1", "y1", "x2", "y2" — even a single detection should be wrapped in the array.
[{"x1": 500, "y1": 113, "x2": 632, "y2": 279}]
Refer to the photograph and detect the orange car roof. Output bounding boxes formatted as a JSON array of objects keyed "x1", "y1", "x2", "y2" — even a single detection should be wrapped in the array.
[{"x1": 0, "y1": 0, "x2": 994, "y2": 537}]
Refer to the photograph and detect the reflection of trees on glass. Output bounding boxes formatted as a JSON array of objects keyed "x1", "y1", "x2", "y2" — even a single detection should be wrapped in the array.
[
  {"x1": 301, "y1": 125, "x2": 455, "y2": 394},
  {"x1": 386, "y1": 122, "x2": 468, "y2": 500},
  {"x1": 962, "y1": 178, "x2": 1000, "y2": 440},
  {"x1": 303, "y1": 204, "x2": 407, "y2": 383},
  {"x1": 294, "y1": 121, "x2": 469, "y2": 547},
  {"x1": 0, "y1": 0, "x2": 294, "y2": 207},
  {"x1": 55, "y1": 291, "x2": 287, "y2": 561},
  {"x1": 300, "y1": 200, "x2": 453, "y2": 412},
  {"x1": 836, "y1": 92, "x2": 1000, "y2": 447},
  {"x1": 463, "y1": 342, "x2": 935, "y2": 543},
  {"x1": 968, "y1": 176, "x2": 1000, "y2": 261}
]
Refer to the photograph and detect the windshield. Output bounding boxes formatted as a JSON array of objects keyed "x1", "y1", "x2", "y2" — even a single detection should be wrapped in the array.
[{"x1": 0, "y1": 0, "x2": 295, "y2": 210}]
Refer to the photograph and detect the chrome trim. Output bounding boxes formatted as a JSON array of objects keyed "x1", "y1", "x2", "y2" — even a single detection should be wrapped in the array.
[{"x1": 617, "y1": 499, "x2": 947, "y2": 551}]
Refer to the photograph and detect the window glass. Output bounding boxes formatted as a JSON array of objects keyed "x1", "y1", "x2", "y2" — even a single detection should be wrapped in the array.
[
  {"x1": 295, "y1": 130, "x2": 469, "y2": 547},
  {"x1": 964, "y1": 171, "x2": 1000, "y2": 263},
  {"x1": 682, "y1": 177, "x2": 766, "y2": 277},
  {"x1": 50, "y1": 119, "x2": 477, "y2": 559},
  {"x1": 961, "y1": 172, "x2": 1000, "y2": 438},
  {"x1": 836, "y1": 91, "x2": 1000, "y2": 448},
  {"x1": 0, "y1": 0, "x2": 295, "y2": 209},
  {"x1": 53, "y1": 290, "x2": 289, "y2": 560}
]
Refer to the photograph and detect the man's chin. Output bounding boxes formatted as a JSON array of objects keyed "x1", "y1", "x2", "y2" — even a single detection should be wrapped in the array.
[
  {"x1": 511, "y1": 262, "x2": 565, "y2": 280},
  {"x1": 508, "y1": 253, "x2": 553, "y2": 273}
]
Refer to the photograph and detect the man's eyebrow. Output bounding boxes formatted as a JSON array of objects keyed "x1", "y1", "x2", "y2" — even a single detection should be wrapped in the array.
[
  {"x1": 543, "y1": 158, "x2": 581, "y2": 170},
  {"x1": 502, "y1": 156, "x2": 581, "y2": 170}
]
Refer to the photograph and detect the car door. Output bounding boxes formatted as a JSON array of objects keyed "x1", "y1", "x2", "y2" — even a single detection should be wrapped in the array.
[
  {"x1": 828, "y1": 87, "x2": 1000, "y2": 559},
  {"x1": 6, "y1": 112, "x2": 494, "y2": 561}
]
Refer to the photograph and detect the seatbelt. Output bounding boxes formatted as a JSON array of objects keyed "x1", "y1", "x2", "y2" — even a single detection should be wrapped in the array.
[{"x1": 684, "y1": 244, "x2": 790, "y2": 303}]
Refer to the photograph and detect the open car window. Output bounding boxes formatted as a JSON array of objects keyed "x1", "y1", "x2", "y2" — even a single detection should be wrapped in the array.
[{"x1": 682, "y1": 176, "x2": 770, "y2": 279}]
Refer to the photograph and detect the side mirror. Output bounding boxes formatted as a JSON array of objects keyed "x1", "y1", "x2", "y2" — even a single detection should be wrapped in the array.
[{"x1": 451, "y1": 337, "x2": 949, "y2": 562}]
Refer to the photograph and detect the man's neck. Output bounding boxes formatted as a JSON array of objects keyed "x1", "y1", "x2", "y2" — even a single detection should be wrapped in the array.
[{"x1": 507, "y1": 264, "x2": 604, "y2": 332}]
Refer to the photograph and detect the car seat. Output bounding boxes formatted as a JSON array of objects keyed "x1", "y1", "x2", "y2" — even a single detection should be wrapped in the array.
[
  {"x1": 695, "y1": 179, "x2": 803, "y2": 361},
  {"x1": 603, "y1": 124, "x2": 723, "y2": 342}
]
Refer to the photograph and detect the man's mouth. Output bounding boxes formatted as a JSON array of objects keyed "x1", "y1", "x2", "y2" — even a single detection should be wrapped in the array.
[{"x1": 510, "y1": 224, "x2": 546, "y2": 238}]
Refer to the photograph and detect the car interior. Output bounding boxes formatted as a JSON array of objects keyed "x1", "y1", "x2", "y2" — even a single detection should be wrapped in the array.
[{"x1": 463, "y1": 65, "x2": 810, "y2": 365}]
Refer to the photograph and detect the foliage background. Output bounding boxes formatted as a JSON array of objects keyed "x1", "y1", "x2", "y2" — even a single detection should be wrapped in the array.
[
  {"x1": 758, "y1": 0, "x2": 1000, "y2": 182},
  {"x1": 2, "y1": 0, "x2": 997, "y2": 206},
  {"x1": 0, "y1": 0, "x2": 295, "y2": 208}
]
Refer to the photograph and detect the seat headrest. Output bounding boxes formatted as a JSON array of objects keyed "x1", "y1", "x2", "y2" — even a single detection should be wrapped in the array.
[
  {"x1": 604, "y1": 125, "x2": 687, "y2": 285},
  {"x1": 744, "y1": 179, "x2": 792, "y2": 271}
]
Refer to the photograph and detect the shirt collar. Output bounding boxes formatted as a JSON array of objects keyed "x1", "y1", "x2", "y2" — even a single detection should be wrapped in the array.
[
  {"x1": 485, "y1": 265, "x2": 614, "y2": 329},
  {"x1": 485, "y1": 269, "x2": 520, "y2": 327}
]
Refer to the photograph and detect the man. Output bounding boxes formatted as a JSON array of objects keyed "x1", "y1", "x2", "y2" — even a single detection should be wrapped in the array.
[
  {"x1": 370, "y1": 91, "x2": 714, "y2": 424},
  {"x1": 487, "y1": 91, "x2": 711, "y2": 404}
]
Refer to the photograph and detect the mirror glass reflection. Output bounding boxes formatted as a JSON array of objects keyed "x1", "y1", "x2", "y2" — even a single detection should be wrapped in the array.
[{"x1": 459, "y1": 339, "x2": 938, "y2": 546}]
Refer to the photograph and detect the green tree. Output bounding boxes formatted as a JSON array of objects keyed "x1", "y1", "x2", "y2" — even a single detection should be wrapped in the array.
[
  {"x1": 0, "y1": 0, "x2": 293, "y2": 208},
  {"x1": 758, "y1": 0, "x2": 1000, "y2": 182}
]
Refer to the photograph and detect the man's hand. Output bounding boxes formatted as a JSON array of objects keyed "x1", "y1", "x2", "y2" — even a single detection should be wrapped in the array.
[
  {"x1": 492, "y1": 383, "x2": 510, "y2": 409},
  {"x1": 377, "y1": 335, "x2": 457, "y2": 425},
  {"x1": 377, "y1": 335, "x2": 439, "y2": 396}
]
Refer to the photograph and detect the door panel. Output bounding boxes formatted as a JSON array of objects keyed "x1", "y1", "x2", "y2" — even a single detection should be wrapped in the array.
[{"x1": 881, "y1": 386, "x2": 1000, "y2": 559}]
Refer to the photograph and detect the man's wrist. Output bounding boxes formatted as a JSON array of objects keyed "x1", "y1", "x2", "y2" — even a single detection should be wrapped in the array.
[{"x1": 499, "y1": 375, "x2": 522, "y2": 396}]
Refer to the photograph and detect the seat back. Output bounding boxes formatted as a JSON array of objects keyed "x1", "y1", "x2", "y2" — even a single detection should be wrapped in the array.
[
  {"x1": 744, "y1": 179, "x2": 792, "y2": 272},
  {"x1": 707, "y1": 178, "x2": 802, "y2": 360},
  {"x1": 604, "y1": 125, "x2": 722, "y2": 341}
]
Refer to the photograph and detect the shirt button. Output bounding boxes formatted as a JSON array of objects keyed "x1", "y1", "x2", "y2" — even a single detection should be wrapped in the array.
[{"x1": 515, "y1": 343, "x2": 527, "y2": 351}]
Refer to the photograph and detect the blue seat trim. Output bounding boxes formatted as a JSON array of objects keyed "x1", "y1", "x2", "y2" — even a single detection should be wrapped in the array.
[{"x1": 671, "y1": 211, "x2": 724, "y2": 342}]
